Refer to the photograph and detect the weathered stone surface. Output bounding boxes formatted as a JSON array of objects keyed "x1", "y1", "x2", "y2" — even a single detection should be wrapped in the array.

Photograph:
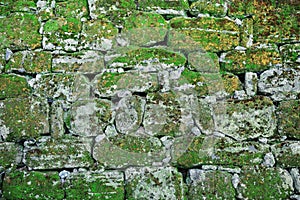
[
  {"x1": 24, "y1": 136, "x2": 94, "y2": 170},
  {"x1": 2, "y1": 171, "x2": 64, "y2": 199},
  {"x1": 277, "y1": 100, "x2": 300, "y2": 139},
  {"x1": 65, "y1": 170, "x2": 124, "y2": 200},
  {"x1": 49, "y1": 100, "x2": 65, "y2": 138},
  {"x1": 125, "y1": 167, "x2": 185, "y2": 200},
  {"x1": 30, "y1": 73, "x2": 90, "y2": 103},
  {"x1": 240, "y1": 18, "x2": 253, "y2": 47},
  {"x1": 190, "y1": 0, "x2": 227, "y2": 17},
  {"x1": 187, "y1": 169, "x2": 235, "y2": 199},
  {"x1": 258, "y1": 68, "x2": 300, "y2": 101},
  {"x1": 55, "y1": 0, "x2": 89, "y2": 19},
  {"x1": 188, "y1": 52, "x2": 219, "y2": 73},
  {"x1": 245, "y1": 72, "x2": 258, "y2": 96},
  {"x1": 6, "y1": 51, "x2": 52, "y2": 73},
  {"x1": 52, "y1": 51, "x2": 105, "y2": 73},
  {"x1": 176, "y1": 135, "x2": 269, "y2": 168},
  {"x1": 0, "y1": 74, "x2": 31, "y2": 98},
  {"x1": 291, "y1": 168, "x2": 300, "y2": 193},
  {"x1": 221, "y1": 47, "x2": 281, "y2": 73},
  {"x1": 93, "y1": 72, "x2": 158, "y2": 97},
  {"x1": 0, "y1": 143, "x2": 20, "y2": 168},
  {"x1": 272, "y1": 141, "x2": 300, "y2": 168},
  {"x1": 36, "y1": 0, "x2": 55, "y2": 21},
  {"x1": 0, "y1": 97, "x2": 49, "y2": 142},
  {"x1": 170, "y1": 17, "x2": 239, "y2": 52},
  {"x1": 237, "y1": 166, "x2": 293, "y2": 199},
  {"x1": 69, "y1": 99, "x2": 111, "y2": 137},
  {"x1": 80, "y1": 19, "x2": 118, "y2": 51},
  {"x1": 0, "y1": 0, "x2": 36, "y2": 16},
  {"x1": 43, "y1": 17, "x2": 82, "y2": 51},
  {"x1": 280, "y1": 43, "x2": 300, "y2": 67},
  {"x1": 222, "y1": 73, "x2": 242, "y2": 95},
  {"x1": 0, "y1": 13, "x2": 41, "y2": 50},
  {"x1": 214, "y1": 96, "x2": 276, "y2": 141}
]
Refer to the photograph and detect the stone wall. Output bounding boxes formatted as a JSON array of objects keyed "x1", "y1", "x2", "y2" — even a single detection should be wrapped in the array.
[{"x1": 0, "y1": 0, "x2": 299, "y2": 199}]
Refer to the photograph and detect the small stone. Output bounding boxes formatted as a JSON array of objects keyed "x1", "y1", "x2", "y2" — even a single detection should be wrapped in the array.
[
  {"x1": 272, "y1": 141, "x2": 300, "y2": 168},
  {"x1": 262, "y1": 152, "x2": 275, "y2": 167},
  {"x1": 245, "y1": 72, "x2": 258, "y2": 96},
  {"x1": 290, "y1": 168, "x2": 300, "y2": 193}
]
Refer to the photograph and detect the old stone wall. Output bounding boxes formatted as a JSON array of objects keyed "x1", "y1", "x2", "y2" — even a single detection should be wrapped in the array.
[{"x1": 0, "y1": 0, "x2": 299, "y2": 199}]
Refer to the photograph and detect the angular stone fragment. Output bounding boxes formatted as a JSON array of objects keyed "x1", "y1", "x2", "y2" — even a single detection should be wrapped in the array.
[
  {"x1": 31, "y1": 73, "x2": 90, "y2": 102},
  {"x1": 0, "y1": 13, "x2": 41, "y2": 50},
  {"x1": 0, "y1": 143, "x2": 20, "y2": 168},
  {"x1": 170, "y1": 17, "x2": 239, "y2": 52},
  {"x1": 277, "y1": 100, "x2": 300, "y2": 139},
  {"x1": 245, "y1": 72, "x2": 258, "y2": 96},
  {"x1": 190, "y1": 0, "x2": 227, "y2": 17},
  {"x1": 280, "y1": 43, "x2": 300, "y2": 67},
  {"x1": 6, "y1": 51, "x2": 51, "y2": 73},
  {"x1": 2, "y1": 171, "x2": 64, "y2": 199},
  {"x1": 258, "y1": 68, "x2": 300, "y2": 101},
  {"x1": 69, "y1": 99, "x2": 112, "y2": 137},
  {"x1": 176, "y1": 135, "x2": 268, "y2": 168},
  {"x1": 65, "y1": 170, "x2": 124, "y2": 200},
  {"x1": 187, "y1": 169, "x2": 235, "y2": 199},
  {"x1": 188, "y1": 52, "x2": 219, "y2": 73},
  {"x1": 0, "y1": 97, "x2": 49, "y2": 142},
  {"x1": 290, "y1": 168, "x2": 300, "y2": 193},
  {"x1": 213, "y1": 96, "x2": 276, "y2": 141},
  {"x1": 237, "y1": 167, "x2": 293, "y2": 199},
  {"x1": 122, "y1": 12, "x2": 167, "y2": 46},
  {"x1": 125, "y1": 167, "x2": 185, "y2": 200},
  {"x1": 52, "y1": 51, "x2": 105, "y2": 73},
  {"x1": 49, "y1": 100, "x2": 65, "y2": 138},
  {"x1": 221, "y1": 47, "x2": 281, "y2": 73},
  {"x1": 55, "y1": 0, "x2": 89, "y2": 19},
  {"x1": 43, "y1": 17, "x2": 82, "y2": 51},
  {"x1": 272, "y1": 142, "x2": 300, "y2": 168},
  {"x1": 0, "y1": 74, "x2": 31, "y2": 98},
  {"x1": 93, "y1": 72, "x2": 158, "y2": 97},
  {"x1": 80, "y1": 19, "x2": 118, "y2": 51},
  {"x1": 24, "y1": 136, "x2": 94, "y2": 170}
]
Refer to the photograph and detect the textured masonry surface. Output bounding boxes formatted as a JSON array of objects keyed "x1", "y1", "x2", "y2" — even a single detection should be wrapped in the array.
[{"x1": 0, "y1": 0, "x2": 299, "y2": 199}]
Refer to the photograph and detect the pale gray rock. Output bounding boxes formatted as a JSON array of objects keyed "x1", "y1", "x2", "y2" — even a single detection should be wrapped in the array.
[
  {"x1": 290, "y1": 168, "x2": 300, "y2": 193},
  {"x1": 262, "y1": 152, "x2": 276, "y2": 167},
  {"x1": 245, "y1": 72, "x2": 258, "y2": 96}
]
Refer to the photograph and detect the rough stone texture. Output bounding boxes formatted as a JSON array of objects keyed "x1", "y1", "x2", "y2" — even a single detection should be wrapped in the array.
[
  {"x1": 187, "y1": 169, "x2": 236, "y2": 199},
  {"x1": 237, "y1": 166, "x2": 293, "y2": 199},
  {"x1": 2, "y1": 171, "x2": 64, "y2": 199},
  {"x1": 170, "y1": 17, "x2": 239, "y2": 52},
  {"x1": 277, "y1": 100, "x2": 300, "y2": 139},
  {"x1": 125, "y1": 167, "x2": 185, "y2": 200},
  {"x1": 272, "y1": 141, "x2": 300, "y2": 168},
  {"x1": 0, "y1": 74, "x2": 31, "y2": 98},
  {"x1": 0, "y1": 143, "x2": 20, "y2": 168},
  {"x1": 65, "y1": 170, "x2": 124, "y2": 200},
  {"x1": 214, "y1": 96, "x2": 276, "y2": 141},
  {"x1": 188, "y1": 52, "x2": 220, "y2": 73},
  {"x1": 190, "y1": 0, "x2": 227, "y2": 17},
  {"x1": 290, "y1": 168, "x2": 300, "y2": 193},
  {"x1": 258, "y1": 68, "x2": 300, "y2": 101},
  {"x1": 245, "y1": 72, "x2": 258, "y2": 96},
  {"x1": 280, "y1": 43, "x2": 300, "y2": 67},
  {"x1": 0, "y1": 97, "x2": 49, "y2": 142},
  {"x1": 23, "y1": 136, "x2": 94, "y2": 170}
]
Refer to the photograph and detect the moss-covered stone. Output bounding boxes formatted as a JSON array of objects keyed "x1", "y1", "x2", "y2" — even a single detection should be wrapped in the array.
[
  {"x1": 0, "y1": 49, "x2": 5, "y2": 73},
  {"x1": 65, "y1": 171, "x2": 124, "y2": 200},
  {"x1": 0, "y1": 13, "x2": 42, "y2": 50},
  {"x1": 188, "y1": 52, "x2": 220, "y2": 73},
  {"x1": 122, "y1": 12, "x2": 167, "y2": 46},
  {"x1": 43, "y1": 17, "x2": 82, "y2": 51},
  {"x1": 0, "y1": 74, "x2": 31, "y2": 98},
  {"x1": 280, "y1": 43, "x2": 300, "y2": 67},
  {"x1": 227, "y1": 0, "x2": 252, "y2": 17},
  {"x1": 0, "y1": 143, "x2": 20, "y2": 168},
  {"x1": 0, "y1": 0, "x2": 36, "y2": 16},
  {"x1": 170, "y1": 17, "x2": 239, "y2": 52},
  {"x1": 109, "y1": 48, "x2": 186, "y2": 69},
  {"x1": 32, "y1": 73, "x2": 90, "y2": 102},
  {"x1": 214, "y1": 96, "x2": 276, "y2": 141},
  {"x1": 240, "y1": 18, "x2": 253, "y2": 47},
  {"x1": 190, "y1": 0, "x2": 227, "y2": 17},
  {"x1": 80, "y1": 19, "x2": 118, "y2": 51},
  {"x1": 277, "y1": 100, "x2": 300, "y2": 140},
  {"x1": 0, "y1": 97, "x2": 49, "y2": 142},
  {"x1": 222, "y1": 73, "x2": 243, "y2": 95},
  {"x1": 238, "y1": 166, "x2": 293, "y2": 199},
  {"x1": 93, "y1": 72, "x2": 158, "y2": 97},
  {"x1": 24, "y1": 136, "x2": 94, "y2": 170},
  {"x1": 55, "y1": 0, "x2": 89, "y2": 19},
  {"x1": 6, "y1": 51, "x2": 52, "y2": 73},
  {"x1": 221, "y1": 47, "x2": 281, "y2": 73},
  {"x1": 52, "y1": 51, "x2": 105, "y2": 73},
  {"x1": 125, "y1": 167, "x2": 185, "y2": 200},
  {"x1": 272, "y1": 142, "x2": 300, "y2": 168},
  {"x1": 176, "y1": 135, "x2": 268, "y2": 168},
  {"x1": 187, "y1": 170, "x2": 236, "y2": 199},
  {"x1": 2, "y1": 170, "x2": 64, "y2": 199},
  {"x1": 36, "y1": 0, "x2": 55, "y2": 21}
]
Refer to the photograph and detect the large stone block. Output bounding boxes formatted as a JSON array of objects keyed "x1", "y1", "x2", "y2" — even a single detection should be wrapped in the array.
[
  {"x1": 0, "y1": 97, "x2": 49, "y2": 142},
  {"x1": 0, "y1": 13, "x2": 42, "y2": 50},
  {"x1": 0, "y1": 74, "x2": 31, "y2": 99},
  {"x1": 170, "y1": 17, "x2": 239, "y2": 52}
]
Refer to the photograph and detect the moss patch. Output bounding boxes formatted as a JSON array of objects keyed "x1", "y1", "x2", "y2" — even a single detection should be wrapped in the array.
[
  {"x1": 190, "y1": 0, "x2": 226, "y2": 17},
  {"x1": 0, "y1": 74, "x2": 31, "y2": 98}
]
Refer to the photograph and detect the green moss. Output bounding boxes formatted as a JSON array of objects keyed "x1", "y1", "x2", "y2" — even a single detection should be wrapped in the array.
[
  {"x1": 124, "y1": 12, "x2": 167, "y2": 29},
  {"x1": 137, "y1": 0, "x2": 189, "y2": 10},
  {"x1": 222, "y1": 73, "x2": 242, "y2": 95},
  {"x1": 55, "y1": 0, "x2": 88, "y2": 19},
  {"x1": 2, "y1": 171, "x2": 64, "y2": 199},
  {"x1": 0, "y1": 143, "x2": 19, "y2": 169},
  {"x1": 273, "y1": 142, "x2": 300, "y2": 168},
  {"x1": 0, "y1": 74, "x2": 31, "y2": 98},
  {"x1": 190, "y1": 0, "x2": 226, "y2": 17}
]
